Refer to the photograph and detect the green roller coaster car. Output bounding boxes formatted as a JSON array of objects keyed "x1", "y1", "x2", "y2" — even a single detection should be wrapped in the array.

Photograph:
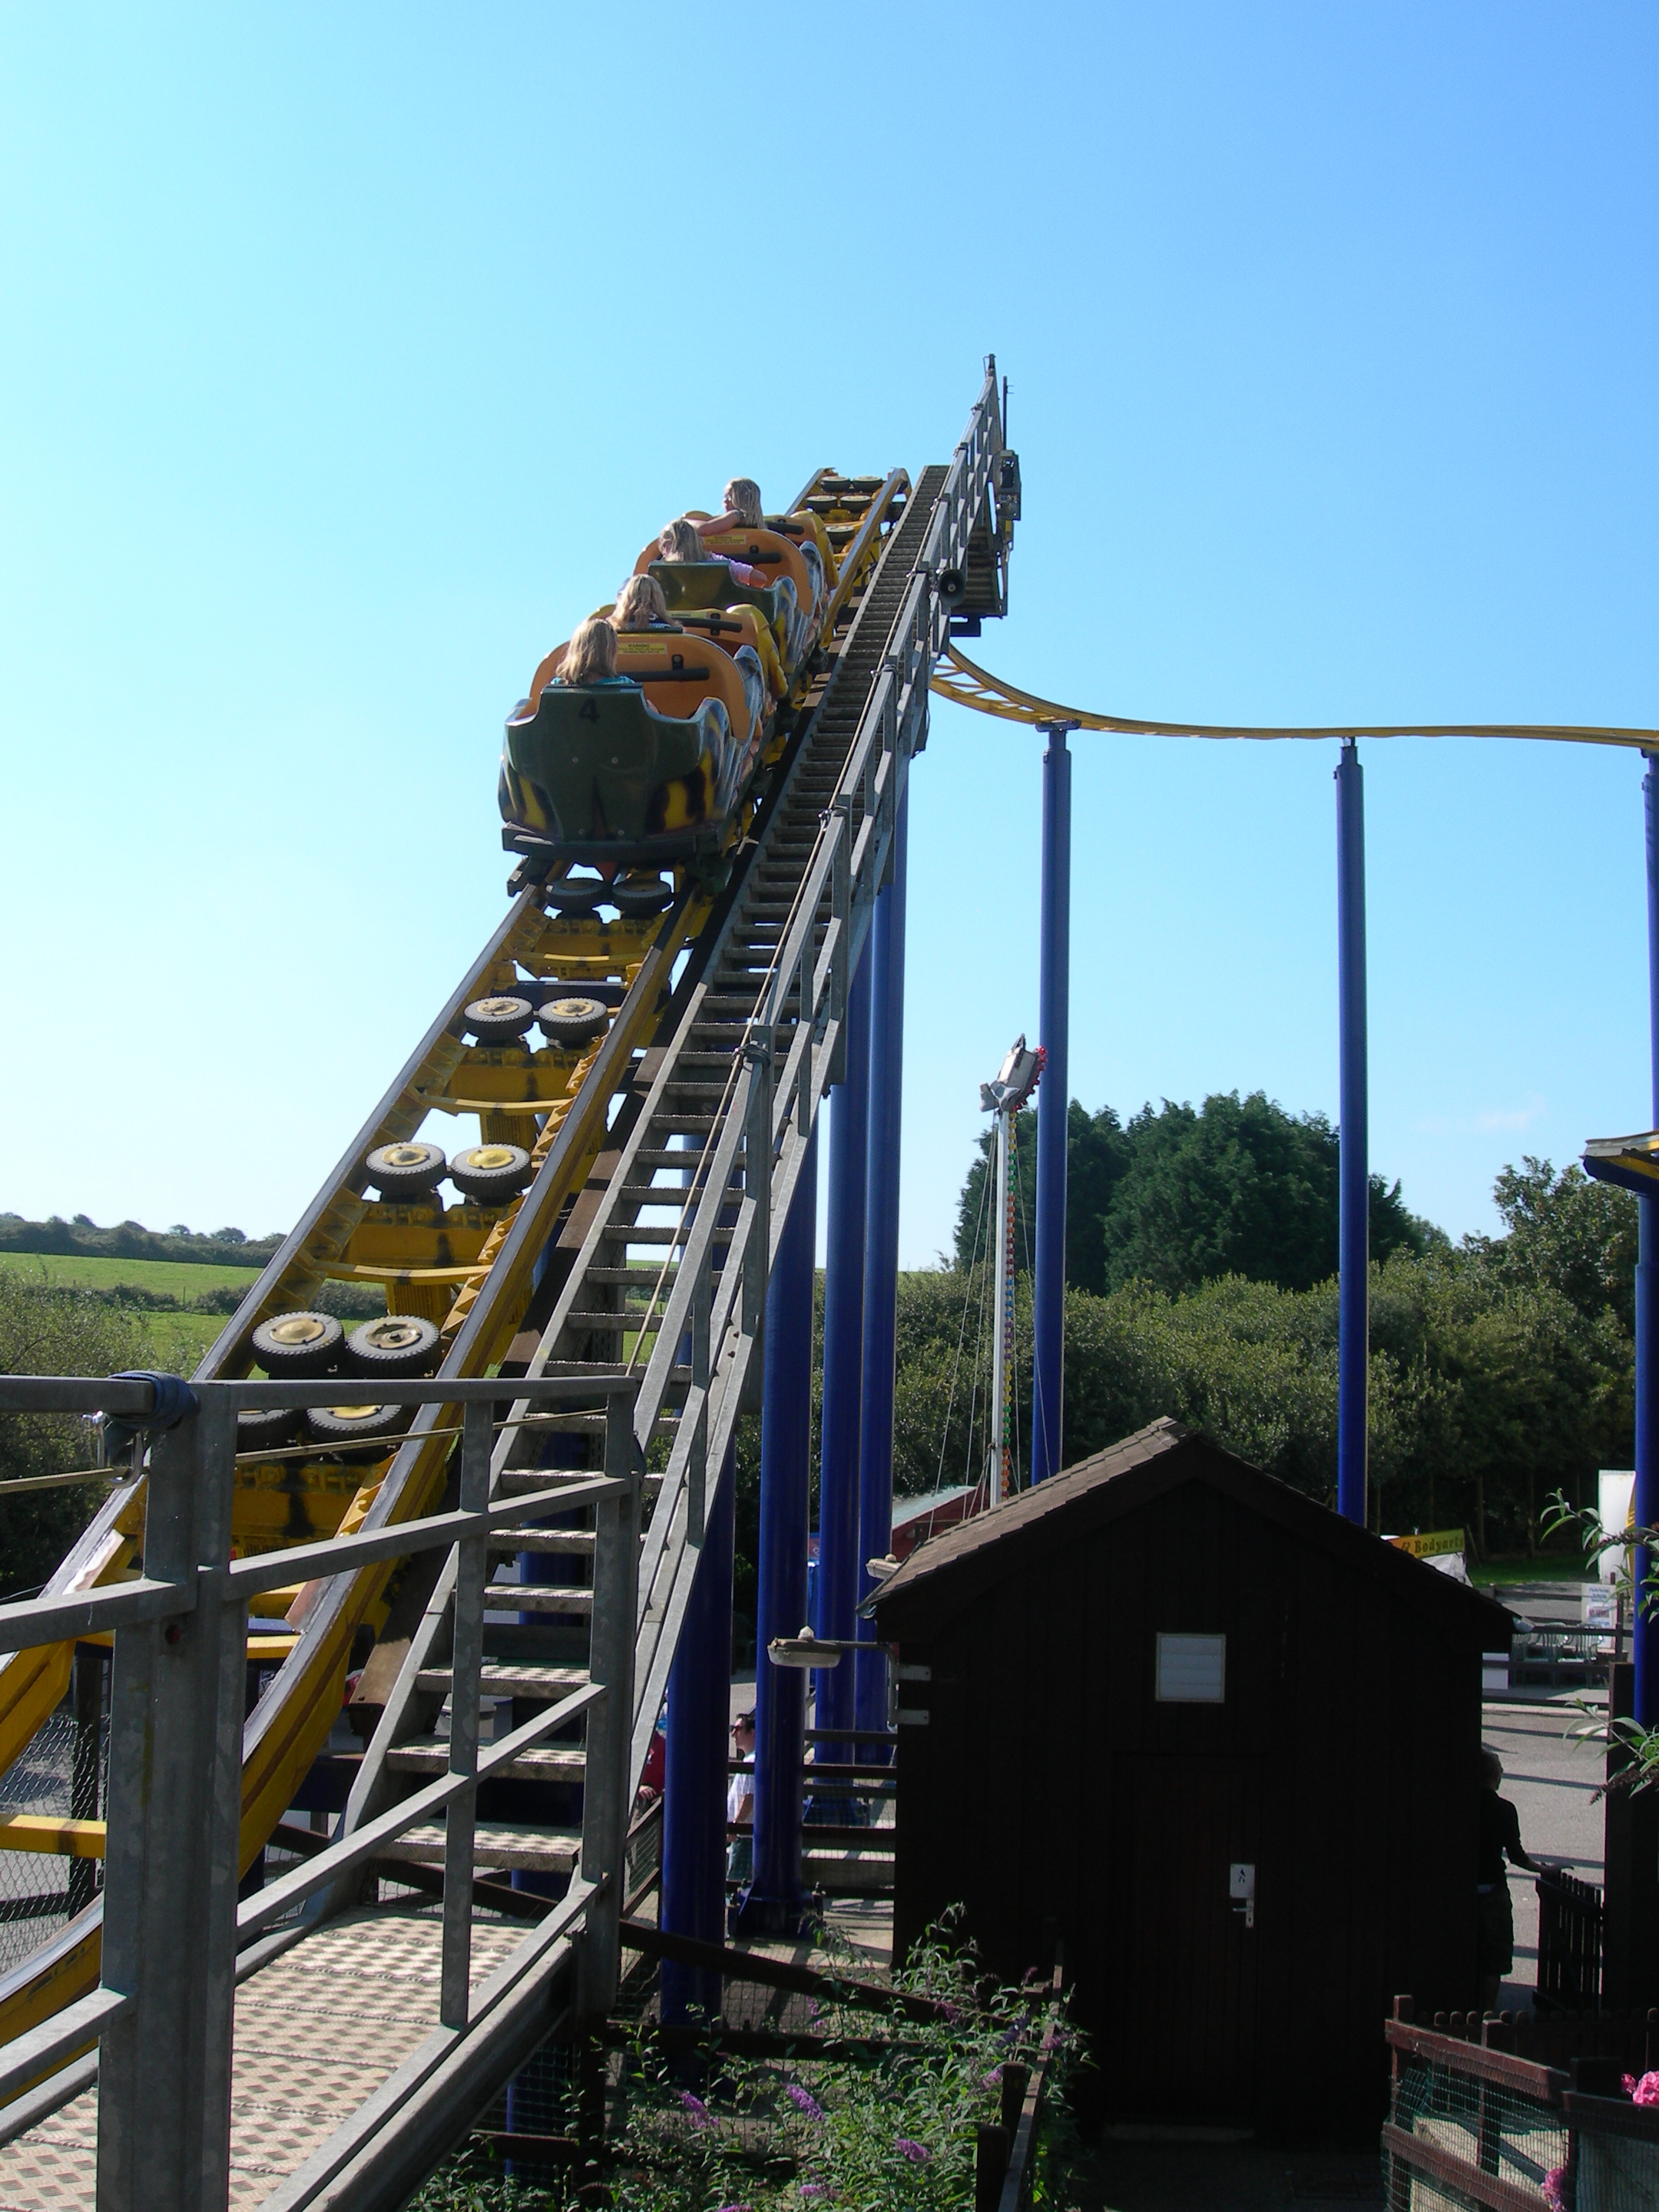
[{"x1": 498, "y1": 680, "x2": 742, "y2": 869}]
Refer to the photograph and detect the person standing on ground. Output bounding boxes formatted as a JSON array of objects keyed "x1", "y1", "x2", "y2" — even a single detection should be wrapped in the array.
[
  {"x1": 1478, "y1": 1745, "x2": 1542, "y2": 2011},
  {"x1": 727, "y1": 1710, "x2": 756, "y2": 1885}
]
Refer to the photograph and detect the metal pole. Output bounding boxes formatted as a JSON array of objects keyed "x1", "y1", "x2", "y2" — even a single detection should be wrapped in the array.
[
  {"x1": 1635, "y1": 759, "x2": 1659, "y2": 1726},
  {"x1": 814, "y1": 948, "x2": 871, "y2": 1742},
  {"x1": 988, "y1": 1105, "x2": 1012, "y2": 1506},
  {"x1": 737, "y1": 1122, "x2": 818, "y2": 1935},
  {"x1": 661, "y1": 1439, "x2": 735, "y2": 2017},
  {"x1": 1336, "y1": 738, "x2": 1369, "y2": 1527},
  {"x1": 856, "y1": 785, "x2": 909, "y2": 1745},
  {"x1": 1032, "y1": 724, "x2": 1072, "y2": 1484},
  {"x1": 98, "y1": 1386, "x2": 243, "y2": 2212}
]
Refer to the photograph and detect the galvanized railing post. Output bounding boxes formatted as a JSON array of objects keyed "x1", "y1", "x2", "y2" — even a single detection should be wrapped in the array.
[
  {"x1": 743, "y1": 1039, "x2": 773, "y2": 1344},
  {"x1": 439, "y1": 1397, "x2": 492, "y2": 2028},
  {"x1": 97, "y1": 1383, "x2": 242, "y2": 2212},
  {"x1": 688, "y1": 1255, "x2": 710, "y2": 1548},
  {"x1": 579, "y1": 1390, "x2": 641, "y2": 2015}
]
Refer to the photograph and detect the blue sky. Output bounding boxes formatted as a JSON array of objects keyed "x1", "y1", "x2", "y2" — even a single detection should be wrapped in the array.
[{"x1": 1, "y1": 3, "x2": 1654, "y2": 1264}]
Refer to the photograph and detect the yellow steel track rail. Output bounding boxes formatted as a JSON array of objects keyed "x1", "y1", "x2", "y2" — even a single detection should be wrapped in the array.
[{"x1": 932, "y1": 642, "x2": 1659, "y2": 752}]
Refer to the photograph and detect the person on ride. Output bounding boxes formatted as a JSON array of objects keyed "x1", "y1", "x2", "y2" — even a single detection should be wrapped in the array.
[
  {"x1": 621, "y1": 563, "x2": 767, "y2": 740},
  {"x1": 554, "y1": 615, "x2": 634, "y2": 687},
  {"x1": 658, "y1": 515, "x2": 768, "y2": 590},
  {"x1": 611, "y1": 575, "x2": 680, "y2": 632},
  {"x1": 697, "y1": 476, "x2": 826, "y2": 621}
]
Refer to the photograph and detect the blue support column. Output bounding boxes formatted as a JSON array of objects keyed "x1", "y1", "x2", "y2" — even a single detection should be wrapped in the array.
[
  {"x1": 1336, "y1": 740, "x2": 1369, "y2": 1528},
  {"x1": 1635, "y1": 760, "x2": 1659, "y2": 1726},
  {"x1": 856, "y1": 787, "x2": 909, "y2": 1747},
  {"x1": 813, "y1": 949, "x2": 871, "y2": 1744},
  {"x1": 661, "y1": 1440, "x2": 735, "y2": 2019},
  {"x1": 734, "y1": 1124, "x2": 819, "y2": 1934},
  {"x1": 1033, "y1": 724, "x2": 1073, "y2": 1485}
]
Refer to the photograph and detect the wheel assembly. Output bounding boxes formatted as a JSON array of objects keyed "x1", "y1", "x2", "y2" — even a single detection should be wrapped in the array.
[
  {"x1": 538, "y1": 995, "x2": 610, "y2": 1049},
  {"x1": 449, "y1": 1142, "x2": 535, "y2": 1201},
  {"x1": 303, "y1": 1403, "x2": 414, "y2": 1459},
  {"x1": 236, "y1": 1406, "x2": 304, "y2": 1452},
  {"x1": 462, "y1": 995, "x2": 538, "y2": 1044},
  {"x1": 364, "y1": 1141, "x2": 448, "y2": 1198},
  {"x1": 345, "y1": 1315, "x2": 442, "y2": 1376},
  {"x1": 250, "y1": 1312, "x2": 343, "y2": 1377}
]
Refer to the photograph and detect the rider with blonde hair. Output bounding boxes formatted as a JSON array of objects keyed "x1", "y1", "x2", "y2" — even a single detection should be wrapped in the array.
[
  {"x1": 555, "y1": 616, "x2": 628, "y2": 687},
  {"x1": 611, "y1": 575, "x2": 679, "y2": 632},
  {"x1": 658, "y1": 515, "x2": 767, "y2": 588}
]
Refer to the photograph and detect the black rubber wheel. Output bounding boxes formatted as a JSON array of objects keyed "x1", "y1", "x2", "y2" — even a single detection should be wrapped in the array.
[
  {"x1": 304, "y1": 1402, "x2": 413, "y2": 1460},
  {"x1": 346, "y1": 1315, "x2": 442, "y2": 1376},
  {"x1": 611, "y1": 873, "x2": 674, "y2": 918},
  {"x1": 548, "y1": 878, "x2": 607, "y2": 916},
  {"x1": 251, "y1": 1311, "x2": 343, "y2": 1377},
  {"x1": 539, "y1": 995, "x2": 610, "y2": 1049},
  {"x1": 449, "y1": 1142, "x2": 535, "y2": 1200},
  {"x1": 463, "y1": 995, "x2": 537, "y2": 1044},
  {"x1": 237, "y1": 1406, "x2": 303, "y2": 1452},
  {"x1": 364, "y1": 1141, "x2": 448, "y2": 1198}
]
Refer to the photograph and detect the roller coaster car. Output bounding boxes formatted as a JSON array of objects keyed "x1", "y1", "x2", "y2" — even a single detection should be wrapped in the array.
[
  {"x1": 640, "y1": 558, "x2": 793, "y2": 667},
  {"x1": 671, "y1": 604, "x2": 789, "y2": 702},
  {"x1": 499, "y1": 631, "x2": 767, "y2": 869}
]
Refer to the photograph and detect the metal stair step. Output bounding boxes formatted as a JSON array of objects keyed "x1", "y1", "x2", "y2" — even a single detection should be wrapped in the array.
[
  {"x1": 386, "y1": 1737, "x2": 588, "y2": 1783},
  {"x1": 418, "y1": 1661, "x2": 588, "y2": 1698},
  {"x1": 379, "y1": 1820, "x2": 581, "y2": 1874},
  {"x1": 486, "y1": 1529, "x2": 595, "y2": 1555}
]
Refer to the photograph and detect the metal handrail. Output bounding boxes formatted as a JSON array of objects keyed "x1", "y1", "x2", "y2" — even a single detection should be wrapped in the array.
[{"x1": 0, "y1": 1369, "x2": 641, "y2": 2210}]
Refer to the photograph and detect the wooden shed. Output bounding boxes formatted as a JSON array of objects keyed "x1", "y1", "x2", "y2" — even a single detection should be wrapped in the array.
[{"x1": 873, "y1": 1418, "x2": 1514, "y2": 2137}]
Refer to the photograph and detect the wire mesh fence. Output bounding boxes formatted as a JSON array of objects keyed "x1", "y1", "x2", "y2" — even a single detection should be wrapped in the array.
[
  {"x1": 1382, "y1": 2005, "x2": 1659, "y2": 2212},
  {"x1": 0, "y1": 1687, "x2": 108, "y2": 1977}
]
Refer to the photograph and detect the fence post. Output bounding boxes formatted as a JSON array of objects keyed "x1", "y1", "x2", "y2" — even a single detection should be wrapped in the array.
[
  {"x1": 578, "y1": 1389, "x2": 641, "y2": 2018},
  {"x1": 97, "y1": 1382, "x2": 243, "y2": 2212},
  {"x1": 975, "y1": 2124, "x2": 1010, "y2": 2212}
]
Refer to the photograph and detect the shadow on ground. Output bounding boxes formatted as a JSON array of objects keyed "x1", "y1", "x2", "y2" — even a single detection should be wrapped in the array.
[{"x1": 1069, "y1": 2140, "x2": 1383, "y2": 2209}]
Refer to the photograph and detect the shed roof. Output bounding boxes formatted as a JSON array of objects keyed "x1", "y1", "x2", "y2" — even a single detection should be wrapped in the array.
[{"x1": 873, "y1": 1416, "x2": 1515, "y2": 1647}]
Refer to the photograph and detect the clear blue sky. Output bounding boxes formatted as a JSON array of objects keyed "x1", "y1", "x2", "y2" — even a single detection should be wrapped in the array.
[{"x1": 2, "y1": 4, "x2": 1654, "y2": 1265}]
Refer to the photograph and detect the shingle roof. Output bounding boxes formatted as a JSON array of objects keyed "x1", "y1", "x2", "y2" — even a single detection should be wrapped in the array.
[{"x1": 873, "y1": 1416, "x2": 1514, "y2": 1646}]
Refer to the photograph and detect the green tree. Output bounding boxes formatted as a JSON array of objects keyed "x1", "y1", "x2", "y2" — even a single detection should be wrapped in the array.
[
  {"x1": 1463, "y1": 1156, "x2": 1637, "y2": 1332},
  {"x1": 952, "y1": 1101, "x2": 1131, "y2": 1292},
  {"x1": 0, "y1": 1271, "x2": 163, "y2": 1596},
  {"x1": 1099, "y1": 1091, "x2": 1426, "y2": 1295}
]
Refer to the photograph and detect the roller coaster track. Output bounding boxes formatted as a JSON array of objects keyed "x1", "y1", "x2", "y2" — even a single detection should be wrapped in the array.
[{"x1": 0, "y1": 369, "x2": 1012, "y2": 2207}]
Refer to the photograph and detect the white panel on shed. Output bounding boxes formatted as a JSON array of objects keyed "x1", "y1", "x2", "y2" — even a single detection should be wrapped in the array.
[{"x1": 1155, "y1": 1632, "x2": 1226, "y2": 1704}]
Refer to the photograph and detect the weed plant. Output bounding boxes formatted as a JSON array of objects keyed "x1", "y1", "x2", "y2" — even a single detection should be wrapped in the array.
[{"x1": 411, "y1": 1919, "x2": 1084, "y2": 2210}]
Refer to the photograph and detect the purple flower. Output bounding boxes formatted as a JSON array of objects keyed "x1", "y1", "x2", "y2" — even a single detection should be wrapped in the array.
[
  {"x1": 679, "y1": 2090, "x2": 710, "y2": 2126},
  {"x1": 800, "y1": 2190, "x2": 835, "y2": 2202},
  {"x1": 786, "y1": 2085, "x2": 825, "y2": 2121},
  {"x1": 894, "y1": 2137, "x2": 930, "y2": 2162},
  {"x1": 981, "y1": 2066, "x2": 1003, "y2": 2088}
]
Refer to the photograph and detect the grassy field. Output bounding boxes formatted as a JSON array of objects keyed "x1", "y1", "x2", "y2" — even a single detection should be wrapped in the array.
[{"x1": 0, "y1": 1253, "x2": 260, "y2": 1297}]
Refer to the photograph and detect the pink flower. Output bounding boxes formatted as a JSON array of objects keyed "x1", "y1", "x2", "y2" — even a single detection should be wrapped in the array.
[
  {"x1": 1623, "y1": 2068, "x2": 1659, "y2": 2105},
  {"x1": 895, "y1": 2137, "x2": 930, "y2": 2162},
  {"x1": 1542, "y1": 2167, "x2": 1566, "y2": 2212}
]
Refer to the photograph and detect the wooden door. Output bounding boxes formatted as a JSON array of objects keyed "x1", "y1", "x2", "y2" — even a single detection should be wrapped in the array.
[{"x1": 1104, "y1": 1756, "x2": 1264, "y2": 2121}]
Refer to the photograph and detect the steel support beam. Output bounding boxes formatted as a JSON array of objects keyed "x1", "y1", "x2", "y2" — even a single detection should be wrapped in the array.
[
  {"x1": 1336, "y1": 739, "x2": 1369, "y2": 1527},
  {"x1": 1636, "y1": 758, "x2": 1659, "y2": 1726},
  {"x1": 814, "y1": 946, "x2": 871, "y2": 1740},
  {"x1": 1033, "y1": 724, "x2": 1072, "y2": 1484},
  {"x1": 661, "y1": 1441, "x2": 735, "y2": 2015},
  {"x1": 737, "y1": 1123, "x2": 819, "y2": 1934},
  {"x1": 856, "y1": 786, "x2": 909, "y2": 1744}
]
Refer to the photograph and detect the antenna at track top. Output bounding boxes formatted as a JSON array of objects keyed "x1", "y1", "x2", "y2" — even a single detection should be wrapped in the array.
[{"x1": 979, "y1": 1036, "x2": 1042, "y2": 1508}]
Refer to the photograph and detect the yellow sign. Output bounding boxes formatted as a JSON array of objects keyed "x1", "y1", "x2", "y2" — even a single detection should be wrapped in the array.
[{"x1": 1387, "y1": 1528, "x2": 1465, "y2": 1560}]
